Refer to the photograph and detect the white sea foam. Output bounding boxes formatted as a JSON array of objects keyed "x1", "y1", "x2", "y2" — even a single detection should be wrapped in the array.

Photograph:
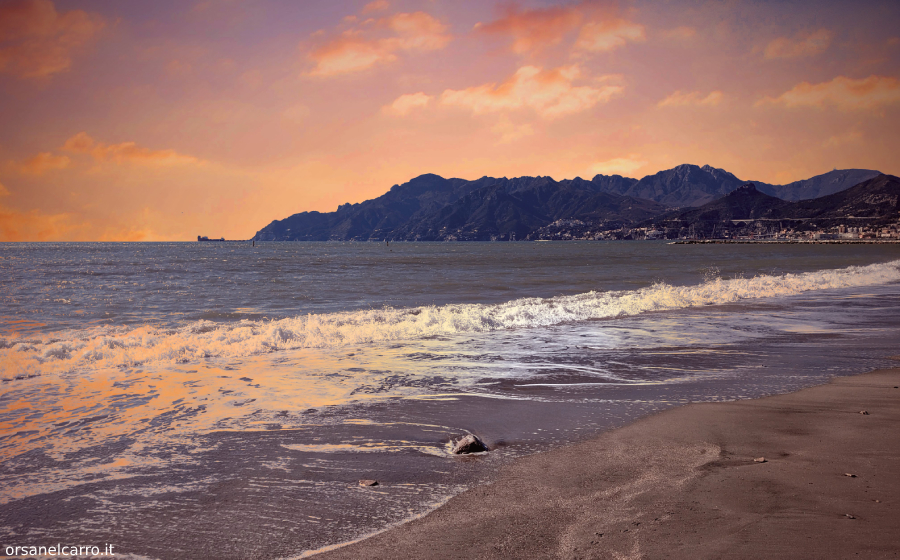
[{"x1": 3, "y1": 260, "x2": 899, "y2": 375}]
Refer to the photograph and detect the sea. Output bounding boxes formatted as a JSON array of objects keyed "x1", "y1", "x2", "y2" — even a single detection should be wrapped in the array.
[{"x1": 1, "y1": 241, "x2": 899, "y2": 559}]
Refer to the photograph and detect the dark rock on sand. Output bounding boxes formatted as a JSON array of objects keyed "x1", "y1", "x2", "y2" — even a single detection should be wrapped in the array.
[{"x1": 451, "y1": 434, "x2": 488, "y2": 454}]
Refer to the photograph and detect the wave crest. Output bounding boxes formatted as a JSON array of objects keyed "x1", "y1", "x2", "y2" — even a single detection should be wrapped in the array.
[{"x1": 3, "y1": 260, "x2": 898, "y2": 376}]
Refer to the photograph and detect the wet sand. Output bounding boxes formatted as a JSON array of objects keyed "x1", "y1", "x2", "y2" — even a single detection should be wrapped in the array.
[{"x1": 313, "y1": 368, "x2": 900, "y2": 559}]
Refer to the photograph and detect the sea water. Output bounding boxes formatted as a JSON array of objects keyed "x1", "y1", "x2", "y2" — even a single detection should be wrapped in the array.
[{"x1": 1, "y1": 241, "x2": 899, "y2": 559}]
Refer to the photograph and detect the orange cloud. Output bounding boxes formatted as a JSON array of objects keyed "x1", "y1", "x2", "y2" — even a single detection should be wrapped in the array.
[
  {"x1": 491, "y1": 116, "x2": 534, "y2": 143},
  {"x1": 475, "y1": 4, "x2": 582, "y2": 54},
  {"x1": 475, "y1": 2, "x2": 643, "y2": 56},
  {"x1": 0, "y1": 181, "x2": 9, "y2": 196},
  {"x1": 307, "y1": 11, "x2": 450, "y2": 76},
  {"x1": 758, "y1": 75, "x2": 900, "y2": 110},
  {"x1": 590, "y1": 155, "x2": 647, "y2": 176},
  {"x1": 0, "y1": 204, "x2": 76, "y2": 241},
  {"x1": 573, "y1": 19, "x2": 645, "y2": 53},
  {"x1": 18, "y1": 151, "x2": 70, "y2": 174},
  {"x1": 0, "y1": 0, "x2": 105, "y2": 78},
  {"x1": 384, "y1": 92, "x2": 432, "y2": 115},
  {"x1": 62, "y1": 132, "x2": 202, "y2": 165},
  {"x1": 764, "y1": 29, "x2": 832, "y2": 59},
  {"x1": 362, "y1": 0, "x2": 389, "y2": 14},
  {"x1": 657, "y1": 90, "x2": 723, "y2": 107},
  {"x1": 440, "y1": 65, "x2": 622, "y2": 119}
]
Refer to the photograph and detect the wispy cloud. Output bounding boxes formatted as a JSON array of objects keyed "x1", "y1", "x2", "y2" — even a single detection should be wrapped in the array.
[
  {"x1": 441, "y1": 65, "x2": 622, "y2": 119},
  {"x1": 657, "y1": 90, "x2": 723, "y2": 108},
  {"x1": 573, "y1": 19, "x2": 644, "y2": 54},
  {"x1": 764, "y1": 29, "x2": 832, "y2": 59},
  {"x1": 307, "y1": 11, "x2": 450, "y2": 76},
  {"x1": 383, "y1": 92, "x2": 433, "y2": 115},
  {"x1": 0, "y1": 0, "x2": 105, "y2": 78},
  {"x1": 474, "y1": 4, "x2": 582, "y2": 55},
  {"x1": 757, "y1": 75, "x2": 900, "y2": 110},
  {"x1": 590, "y1": 155, "x2": 647, "y2": 176},
  {"x1": 17, "y1": 152, "x2": 71, "y2": 174},
  {"x1": 62, "y1": 132, "x2": 202, "y2": 165},
  {"x1": 361, "y1": 1, "x2": 389, "y2": 14},
  {"x1": 491, "y1": 116, "x2": 534, "y2": 143},
  {"x1": 474, "y1": 2, "x2": 644, "y2": 56}
]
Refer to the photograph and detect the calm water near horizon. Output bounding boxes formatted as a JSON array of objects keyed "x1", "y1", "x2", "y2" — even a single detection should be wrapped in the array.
[{"x1": 2, "y1": 241, "x2": 900, "y2": 559}]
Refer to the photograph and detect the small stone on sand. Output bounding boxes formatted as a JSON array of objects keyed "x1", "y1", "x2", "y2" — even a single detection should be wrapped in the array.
[
  {"x1": 844, "y1": 514, "x2": 856, "y2": 519},
  {"x1": 844, "y1": 473, "x2": 857, "y2": 478},
  {"x1": 451, "y1": 434, "x2": 489, "y2": 454},
  {"x1": 754, "y1": 457, "x2": 767, "y2": 463},
  {"x1": 859, "y1": 410, "x2": 869, "y2": 415},
  {"x1": 359, "y1": 479, "x2": 378, "y2": 486}
]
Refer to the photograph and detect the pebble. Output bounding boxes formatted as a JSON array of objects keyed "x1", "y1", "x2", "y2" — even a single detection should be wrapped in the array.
[
  {"x1": 844, "y1": 473, "x2": 857, "y2": 478},
  {"x1": 845, "y1": 514, "x2": 856, "y2": 519},
  {"x1": 859, "y1": 410, "x2": 869, "y2": 415},
  {"x1": 753, "y1": 457, "x2": 767, "y2": 463},
  {"x1": 359, "y1": 479, "x2": 379, "y2": 487}
]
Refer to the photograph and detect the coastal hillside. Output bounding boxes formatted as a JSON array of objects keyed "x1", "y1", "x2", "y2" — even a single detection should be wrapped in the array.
[
  {"x1": 589, "y1": 164, "x2": 881, "y2": 207},
  {"x1": 643, "y1": 174, "x2": 900, "y2": 238},
  {"x1": 253, "y1": 174, "x2": 665, "y2": 241},
  {"x1": 251, "y1": 166, "x2": 887, "y2": 242}
]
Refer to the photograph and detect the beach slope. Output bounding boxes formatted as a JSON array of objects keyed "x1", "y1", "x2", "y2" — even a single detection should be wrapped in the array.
[{"x1": 313, "y1": 369, "x2": 900, "y2": 559}]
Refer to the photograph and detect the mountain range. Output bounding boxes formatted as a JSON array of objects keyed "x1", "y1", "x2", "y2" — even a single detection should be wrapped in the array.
[{"x1": 251, "y1": 165, "x2": 889, "y2": 242}]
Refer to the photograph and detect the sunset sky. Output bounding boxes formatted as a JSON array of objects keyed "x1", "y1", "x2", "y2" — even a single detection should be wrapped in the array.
[{"x1": 1, "y1": 0, "x2": 899, "y2": 241}]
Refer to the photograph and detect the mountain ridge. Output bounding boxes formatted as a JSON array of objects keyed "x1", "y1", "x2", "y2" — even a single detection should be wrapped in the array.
[{"x1": 251, "y1": 166, "x2": 887, "y2": 242}]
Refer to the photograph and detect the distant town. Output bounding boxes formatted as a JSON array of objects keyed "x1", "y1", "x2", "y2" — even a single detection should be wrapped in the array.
[{"x1": 251, "y1": 166, "x2": 900, "y2": 243}]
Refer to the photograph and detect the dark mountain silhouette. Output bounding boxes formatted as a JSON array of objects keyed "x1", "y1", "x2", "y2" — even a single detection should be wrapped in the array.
[
  {"x1": 753, "y1": 168, "x2": 882, "y2": 201},
  {"x1": 588, "y1": 164, "x2": 881, "y2": 207},
  {"x1": 251, "y1": 167, "x2": 893, "y2": 242},
  {"x1": 768, "y1": 173, "x2": 900, "y2": 220},
  {"x1": 254, "y1": 174, "x2": 665, "y2": 241},
  {"x1": 647, "y1": 174, "x2": 900, "y2": 235},
  {"x1": 592, "y1": 164, "x2": 744, "y2": 207},
  {"x1": 656, "y1": 183, "x2": 791, "y2": 223},
  {"x1": 390, "y1": 177, "x2": 666, "y2": 241}
]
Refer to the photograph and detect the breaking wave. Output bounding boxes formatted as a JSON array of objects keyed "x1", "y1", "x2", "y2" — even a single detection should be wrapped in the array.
[{"x1": 3, "y1": 260, "x2": 899, "y2": 376}]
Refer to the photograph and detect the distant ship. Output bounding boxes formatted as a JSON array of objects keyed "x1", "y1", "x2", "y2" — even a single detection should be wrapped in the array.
[{"x1": 197, "y1": 236, "x2": 225, "y2": 242}]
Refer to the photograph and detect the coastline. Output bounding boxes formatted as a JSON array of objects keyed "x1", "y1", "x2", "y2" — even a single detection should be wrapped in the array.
[{"x1": 309, "y1": 368, "x2": 900, "y2": 559}]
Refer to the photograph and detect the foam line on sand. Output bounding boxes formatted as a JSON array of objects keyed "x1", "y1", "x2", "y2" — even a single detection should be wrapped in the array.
[{"x1": 308, "y1": 368, "x2": 900, "y2": 559}]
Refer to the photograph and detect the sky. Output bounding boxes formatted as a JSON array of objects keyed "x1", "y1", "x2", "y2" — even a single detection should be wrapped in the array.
[{"x1": 1, "y1": 0, "x2": 899, "y2": 241}]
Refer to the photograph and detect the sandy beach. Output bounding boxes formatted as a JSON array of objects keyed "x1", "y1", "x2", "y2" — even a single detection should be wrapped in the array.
[{"x1": 313, "y1": 368, "x2": 900, "y2": 559}]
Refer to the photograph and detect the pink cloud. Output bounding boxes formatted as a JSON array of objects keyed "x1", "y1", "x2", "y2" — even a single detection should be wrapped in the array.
[
  {"x1": 307, "y1": 11, "x2": 450, "y2": 76},
  {"x1": 574, "y1": 19, "x2": 644, "y2": 53},
  {"x1": 475, "y1": 4, "x2": 582, "y2": 54},
  {"x1": 0, "y1": 0, "x2": 105, "y2": 78},
  {"x1": 657, "y1": 90, "x2": 723, "y2": 108},
  {"x1": 62, "y1": 132, "x2": 202, "y2": 166},
  {"x1": 757, "y1": 75, "x2": 900, "y2": 110},
  {"x1": 361, "y1": 1, "x2": 390, "y2": 14},
  {"x1": 384, "y1": 92, "x2": 433, "y2": 115},
  {"x1": 475, "y1": 2, "x2": 643, "y2": 56},
  {"x1": 440, "y1": 65, "x2": 622, "y2": 119},
  {"x1": 18, "y1": 152, "x2": 70, "y2": 174},
  {"x1": 764, "y1": 29, "x2": 832, "y2": 59}
]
